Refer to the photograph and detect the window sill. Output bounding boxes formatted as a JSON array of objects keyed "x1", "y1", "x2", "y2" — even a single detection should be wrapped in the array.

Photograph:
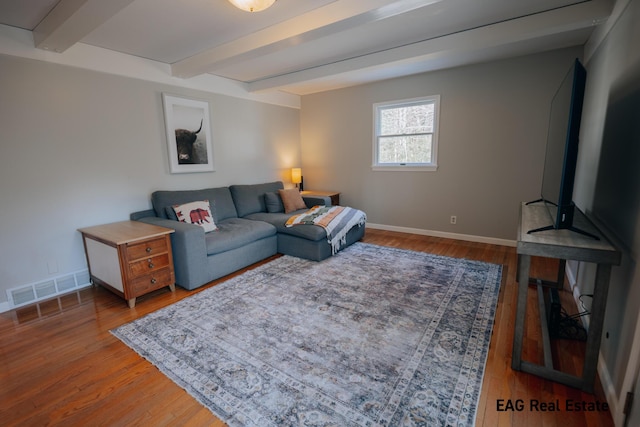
[{"x1": 371, "y1": 165, "x2": 438, "y2": 172}]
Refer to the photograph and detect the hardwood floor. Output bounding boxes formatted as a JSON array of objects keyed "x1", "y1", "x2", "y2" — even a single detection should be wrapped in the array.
[{"x1": 0, "y1": 229, "x2": 614, "y2": 426}]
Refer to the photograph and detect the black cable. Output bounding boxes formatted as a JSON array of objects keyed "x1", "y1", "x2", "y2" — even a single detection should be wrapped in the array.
[{"x1": 552, "y1": 305, "x2": 588, "y2": 341}]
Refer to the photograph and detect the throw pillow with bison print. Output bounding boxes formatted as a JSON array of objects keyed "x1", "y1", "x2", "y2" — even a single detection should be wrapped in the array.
[{"x1": 172, "y1": 200, "x2": 217, "y2": 232}]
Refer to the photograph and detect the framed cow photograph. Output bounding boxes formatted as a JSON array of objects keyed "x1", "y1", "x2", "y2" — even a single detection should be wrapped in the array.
[{"x1": 162, "y1": 93, "x2": 214, "y2": 173}]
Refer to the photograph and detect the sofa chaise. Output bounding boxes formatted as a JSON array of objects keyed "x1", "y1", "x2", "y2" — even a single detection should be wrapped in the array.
[{"x1": 131, "y1": 181, "x2": 366, "y2": 290}]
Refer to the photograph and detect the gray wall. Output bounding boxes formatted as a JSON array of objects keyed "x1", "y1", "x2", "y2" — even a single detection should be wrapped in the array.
[
  {"x1": 300, "y1": 47, "x2": 583, "y2": 241},
  {"x1": 574, "y1": 0, "x2": 640, "y2": 422},
  {"x1": 0, "y1": 54, "x2": 300, "y2": 305}
]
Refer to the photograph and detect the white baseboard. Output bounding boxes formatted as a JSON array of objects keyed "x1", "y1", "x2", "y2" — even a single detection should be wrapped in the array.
[
  {"x1": 566, "y1": 265, "x2": 619, "y2": 424},
  {"x1": 565, "y1": 261, "x2": 578, "y2": 288},
  {"x1": 597, "y1": 356, "x2": 622, "y2": 426},
  {"x1": 365, "y1": 223, "x2": 517, "y2": 247},
  {"x1": 0, "y1": 301, "x2": 10, "y2": 314}
]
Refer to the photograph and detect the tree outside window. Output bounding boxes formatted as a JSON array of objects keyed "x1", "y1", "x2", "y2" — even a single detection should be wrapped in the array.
[{"x1": 373, "y1": 96, "x2": 440, "y2": 171}]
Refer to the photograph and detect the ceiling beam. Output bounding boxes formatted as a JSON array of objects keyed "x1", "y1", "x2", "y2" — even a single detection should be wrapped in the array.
[
  {"x1": 171, "y1": 0, "x2": 442, "y2": 79},
  {"x1": 247, "y1": 0, "x2": 612, "y2": 94},
  {"x1": 33, "y1": 0, "x2": 136, "y2": 53}
]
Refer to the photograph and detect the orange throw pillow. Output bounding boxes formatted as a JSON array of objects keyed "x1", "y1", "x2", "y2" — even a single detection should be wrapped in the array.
[{"x1": 278, "y1": 189, "x2": 307, "y2": 214}]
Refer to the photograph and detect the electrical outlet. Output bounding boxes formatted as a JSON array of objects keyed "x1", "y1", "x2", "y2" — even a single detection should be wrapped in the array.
[{"x1": 450, "y1": 215, "x2": 457, "y2": 225}]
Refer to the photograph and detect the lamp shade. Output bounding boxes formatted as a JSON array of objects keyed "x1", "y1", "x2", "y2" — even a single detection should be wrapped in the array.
[
  {"x1": 228, "y1": 0, "x2": 275, "y2": 12},
  {"x1": 291, "y1": 168, "x2": 302, "y2": 184}
]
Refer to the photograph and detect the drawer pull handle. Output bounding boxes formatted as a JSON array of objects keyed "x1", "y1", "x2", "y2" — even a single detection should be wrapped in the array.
[
  {"x1": 150, "y1": 278, "x2": 157, "y2": 284},
  {"x1": 148, "y1": 262, "x2": 155, "y2": 269},
  {"x1": 146, "y1": 247, "x2": 152, "y2": 253}
]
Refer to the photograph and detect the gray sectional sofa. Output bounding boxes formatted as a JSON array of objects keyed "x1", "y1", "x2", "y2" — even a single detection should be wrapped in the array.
[{"x1": 130, "y1": 181, "x2": 365, "y2": 290}]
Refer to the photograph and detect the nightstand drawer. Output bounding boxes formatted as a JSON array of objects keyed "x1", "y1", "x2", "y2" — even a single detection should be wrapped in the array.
[
  {"x1": 127, "y1": 237, "x2": 168, "y2": 260},
  {"x1": 129, "y1": 253, "x2": 171, "y2": 277},
  {"x1": 130, "y1": 268, "x2": 173, "y2": 294}
]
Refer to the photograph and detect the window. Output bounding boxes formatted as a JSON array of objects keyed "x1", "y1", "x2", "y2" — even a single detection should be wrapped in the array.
[{"x1": 373, "y1": 95, "x2": 440, "y2": 171}]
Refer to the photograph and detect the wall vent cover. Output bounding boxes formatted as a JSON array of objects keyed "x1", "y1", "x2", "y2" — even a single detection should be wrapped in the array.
[{"x1": 7, "y1": 269, "x2": 91, "y2": 309}]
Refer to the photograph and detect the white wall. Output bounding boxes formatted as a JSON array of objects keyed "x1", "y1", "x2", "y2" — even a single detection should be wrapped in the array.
[
  {"x1": 300, "y1": 48, "x2": 583, "y2": 242},
  {"x1": 0, "y1": 54, "x2": 300, "y2": 305}
]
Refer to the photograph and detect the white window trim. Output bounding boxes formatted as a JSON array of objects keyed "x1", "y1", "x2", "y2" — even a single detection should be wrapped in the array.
[{"x1": 372, "y1": 95, "x2": 440, "y2": 171}]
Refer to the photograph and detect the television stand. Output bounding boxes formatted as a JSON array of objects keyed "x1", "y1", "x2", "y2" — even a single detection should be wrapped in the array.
[{"x1": 512, "y1": 202, "x2": 620, "y2": 392}]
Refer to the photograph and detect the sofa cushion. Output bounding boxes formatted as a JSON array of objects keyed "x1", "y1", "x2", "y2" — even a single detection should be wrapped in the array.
[
  {"x1": 245, "y1": 212, "x2": 326, "y2": 242},
  {"x1": 229, "y1": 181, "x2": 284, "y2": 217},
  {"x1": 205, "y1": 218, "x2": 276, "y2": 255},
  {"x1": 172, "y1": 200, "x2": 217, "y2": 233},
  {"x1": 264, "y1": 192, "x2": 284, "y2": 213},
  {"x1": 152, "y1": 187, "x2": 238, "y2": 222}
]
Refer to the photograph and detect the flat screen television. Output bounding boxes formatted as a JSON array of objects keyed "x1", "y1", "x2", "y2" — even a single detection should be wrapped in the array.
[{"x1": 528, "y1": 58, "x2": 598, "y2": 239}]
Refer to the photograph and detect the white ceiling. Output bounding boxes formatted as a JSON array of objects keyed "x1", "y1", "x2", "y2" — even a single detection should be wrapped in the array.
[{"x1": 0, "y1": 0, "x2": 613, "y2": 96}]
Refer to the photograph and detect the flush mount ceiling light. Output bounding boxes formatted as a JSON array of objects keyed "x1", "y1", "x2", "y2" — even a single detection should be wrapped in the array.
[{"x1": 228, "y1": 0, "x2": 276, "y2": 12}]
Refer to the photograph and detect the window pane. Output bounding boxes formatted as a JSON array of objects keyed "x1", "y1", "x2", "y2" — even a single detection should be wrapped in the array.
[
  {"x1": 380, "y1": 103, "x2": 434, "y2": 135},
  {"x1": 378, "y1": 134, "x2": 432, "y2": 163}
]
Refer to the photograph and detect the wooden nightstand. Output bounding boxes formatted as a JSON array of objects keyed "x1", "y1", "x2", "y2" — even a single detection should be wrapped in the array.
[
  {"x1": 301, "y1": 190, "x2": 340, "y2": 206},
  {"x1": 79, "y1": 221, "x2": 176, "y2": 308}
]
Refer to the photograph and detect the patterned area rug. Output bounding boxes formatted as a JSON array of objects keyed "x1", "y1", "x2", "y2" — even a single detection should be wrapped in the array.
[{"x1": 112, "y1": 242, "x2": 502, "y2": 426}]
